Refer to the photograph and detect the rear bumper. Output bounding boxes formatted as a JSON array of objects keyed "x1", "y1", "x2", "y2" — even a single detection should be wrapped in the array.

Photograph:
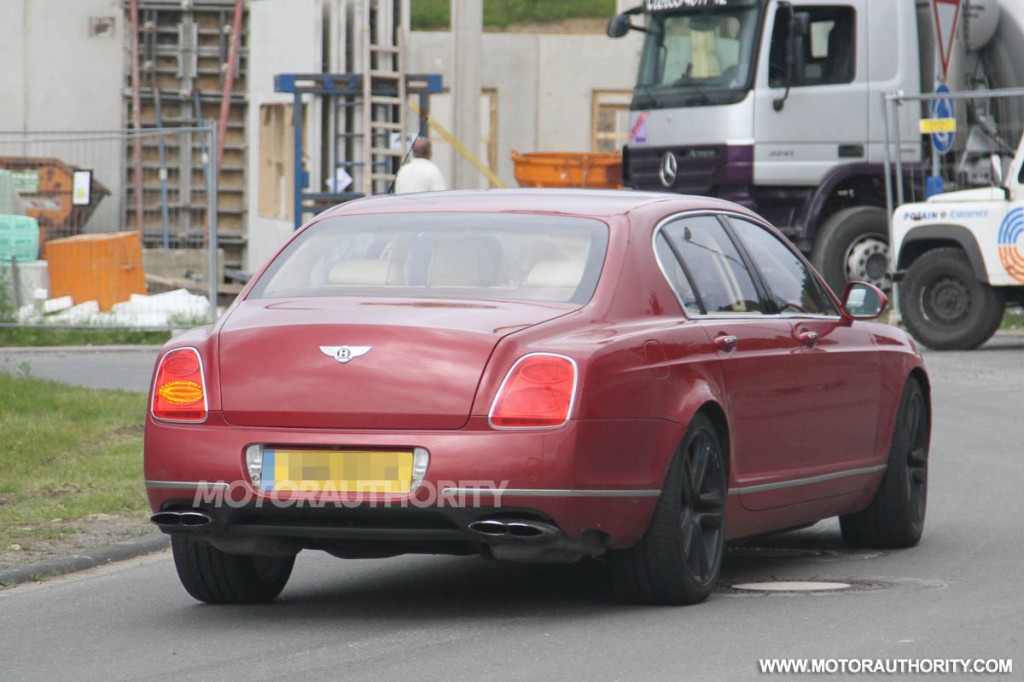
[{"x1": 144, "y1": 414, "x2": 684, "y2": 556}]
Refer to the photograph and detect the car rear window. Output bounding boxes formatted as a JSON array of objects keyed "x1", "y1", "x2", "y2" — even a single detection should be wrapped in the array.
[{"x1": 248, "y1": 213, "x2": 609, "y2": 304}]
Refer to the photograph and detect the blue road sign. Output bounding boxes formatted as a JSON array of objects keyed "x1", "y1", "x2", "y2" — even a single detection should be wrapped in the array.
[{"x1": 930, "y1": 84, "x2": 955, "y2": 155}]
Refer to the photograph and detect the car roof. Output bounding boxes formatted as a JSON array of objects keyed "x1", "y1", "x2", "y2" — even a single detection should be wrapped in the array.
[{"x1": 317, "y1": 188, "x2": 757, "y2": 222}]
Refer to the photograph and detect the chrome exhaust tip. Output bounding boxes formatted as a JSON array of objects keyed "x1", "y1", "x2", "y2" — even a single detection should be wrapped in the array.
[
  {"x1": 505, "y1": 520, "x2": 559, "y2": 539},
  {"x1": 150, "y1": 512, "x2": 182, "y2": 528},
  {"x1": 178, "y1": 511, "x2": 213, "y2": 527},
  {"x1": 468, "y1": 518, "x2": 560, "y2": 540},
  {"x1": 150, "y1": 510, "x2": 213, "y2": 530},
  {"x1": 468, "y1": 519, "x2": 509, "y2": 536}
]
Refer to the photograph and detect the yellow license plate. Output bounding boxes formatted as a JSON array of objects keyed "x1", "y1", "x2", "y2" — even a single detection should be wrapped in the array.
[{"x1": 260, "y1": 449, "x2": 414, "y2": 494}]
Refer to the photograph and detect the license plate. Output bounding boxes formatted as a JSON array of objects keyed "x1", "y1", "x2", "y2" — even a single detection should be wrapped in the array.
[{"x1": 259, "y1": 449, "x2": 414, "y2": 494}]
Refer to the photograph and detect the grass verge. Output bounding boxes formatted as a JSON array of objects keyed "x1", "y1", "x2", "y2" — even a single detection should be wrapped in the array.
[
  {"x1": 0, "y1": 371, "x2": 149, "y2": 553},
  {"x1": 412, "y1": 0, "x2": 616, "y2": 30},
  {"x1": 0, "y1": 326, "x2": 171, "y2": 347},
  {"x1": 1002, "y1": 305, "x2": 1023, "y2": 331}
]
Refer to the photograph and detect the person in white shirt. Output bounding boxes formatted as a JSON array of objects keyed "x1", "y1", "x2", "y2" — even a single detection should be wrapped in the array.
[{"x1": 393, "y1": 138, "x2": 447, "y2": 194}]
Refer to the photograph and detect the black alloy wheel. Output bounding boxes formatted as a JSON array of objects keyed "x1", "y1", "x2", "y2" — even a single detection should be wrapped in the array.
[
  {"x1": 840, "y1": 378, "x2": 930, "y2": 548},
  {"x1": 610, "y1": 413, "x2": 727, "y2": 605}
]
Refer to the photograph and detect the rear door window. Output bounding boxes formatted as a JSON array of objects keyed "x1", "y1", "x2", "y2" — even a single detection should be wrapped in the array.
[
  {"x1": 657, "y1": 215, "x2": 765, "y2": 315},
  {"x1": 726, "y1": 217, "x2": 838, "y2": 316}
]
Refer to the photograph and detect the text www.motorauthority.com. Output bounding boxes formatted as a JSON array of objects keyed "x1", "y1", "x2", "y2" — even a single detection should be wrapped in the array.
[{"x1": 759, "y1": 659, "x2": 1013, "y2": 675}]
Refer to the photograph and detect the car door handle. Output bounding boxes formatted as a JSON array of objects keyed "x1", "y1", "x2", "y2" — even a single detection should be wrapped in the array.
[
  {"x1": 798, "y1": 330, "x2": 820, "y2": 346},
  {"x1": 714, "y1": 335, "x2": 738, "y2": 351}
]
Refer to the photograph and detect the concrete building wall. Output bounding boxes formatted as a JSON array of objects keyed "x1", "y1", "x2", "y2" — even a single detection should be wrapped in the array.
[
  {"x1": 0, "y1": 0, "x2": 126, "y2": 231},
  {"x1": 0, "y1": 0, "x2": 123, "y2": 132},
  {"x1": 244, "y1": 0, "x2": 324, "y2": 272},
  {"x1": 406, "y1": 29, "x2": 643, "y2": 190}
]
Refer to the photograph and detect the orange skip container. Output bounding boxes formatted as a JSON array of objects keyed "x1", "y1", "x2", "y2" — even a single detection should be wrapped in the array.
[
  {"x1": 45, "y1": 231, "x2": 147, "y2": 311},
  {"x1": 510, "y1": 151, "x2": 623, "y2": 189}
]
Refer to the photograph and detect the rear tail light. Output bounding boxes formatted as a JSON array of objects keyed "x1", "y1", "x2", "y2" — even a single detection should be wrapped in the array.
[
  {"x1": 489, "y1": 353, "x2": 577, "y2": 429},
  {"x1": 151, "y1": 347, "x2": 208, "y2": 422}
]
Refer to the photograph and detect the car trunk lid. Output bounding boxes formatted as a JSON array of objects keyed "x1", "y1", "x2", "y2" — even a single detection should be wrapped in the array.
[{"x1": 217, "y1": 298, "x2": 575, "y2": 429}]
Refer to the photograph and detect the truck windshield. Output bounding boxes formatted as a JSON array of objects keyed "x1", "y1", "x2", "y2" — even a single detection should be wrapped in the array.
[{"x1": 635, "y1": 3, "x2": 763, "y2": 109}]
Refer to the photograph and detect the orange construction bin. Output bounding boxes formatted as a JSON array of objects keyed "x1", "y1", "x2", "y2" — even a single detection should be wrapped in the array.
[
  {"x1": 45, "y1": 231, "x2": 147, "y2": 311},
  {"x1": 0, "y1": 156, "x2": 110, "y2": 241},
  {"x1": 510, "y1": 151, "x2": 623, "y2": 189}
]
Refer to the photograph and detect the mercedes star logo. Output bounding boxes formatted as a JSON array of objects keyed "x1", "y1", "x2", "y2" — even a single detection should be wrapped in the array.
[
  {"x1": 319, "y1": 346, "x2": 372, "y2": 364},
  {"x1": 659, "y1": 151, "x2": 678, "y2": 188}
]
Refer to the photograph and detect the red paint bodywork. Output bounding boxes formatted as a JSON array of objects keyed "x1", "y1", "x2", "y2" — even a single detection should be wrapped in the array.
[{"x1": 145, "y1": 190, "x2": 927, "y2": 556}]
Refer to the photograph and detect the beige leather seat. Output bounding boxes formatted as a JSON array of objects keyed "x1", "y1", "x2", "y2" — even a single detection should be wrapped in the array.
[
  {"x1": 427, "y1": 237, "x2": 501, "y2": 287},
  {"x1": 327, "y1": 259, "x2": 402, "y2": 285}
]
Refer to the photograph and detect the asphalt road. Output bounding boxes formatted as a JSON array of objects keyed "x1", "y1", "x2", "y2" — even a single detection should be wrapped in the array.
[
  {"x1": 1, "y1": 337, "x2": 1022, "y2": 680},
  {"x1": 0, "y1": 345, "x2": 160, "y2": 392}
]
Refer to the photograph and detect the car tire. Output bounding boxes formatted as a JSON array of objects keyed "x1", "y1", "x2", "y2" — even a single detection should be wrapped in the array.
[
  {"x1": 898, "y1": 247, "x2": 1005, "y2": 350},
  {"x1": 811, "y1": 206, "x2": 890, "y2": 292},
  {"x1": 840, "y1": 378, "x2": 930, "y2": 549},
  {"x1": 171, "y1": 534, "x2": 295, "y2": 604},
  {"x1": 609, "y1": 413, "x2": 727, "y2": 605}
]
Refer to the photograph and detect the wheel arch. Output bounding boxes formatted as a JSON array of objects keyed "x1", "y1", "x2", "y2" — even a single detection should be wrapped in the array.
[
  {"x1": 655, "y1": 400, "x2": 732, "y2": 487},
  {"x1": 897, "y1": 225, "x2": 987, "y2": 282},
  {"x1": 695, "y1": 400, "x2": 731, "y2": 483},
  {"x1": 803, "y1": 164, "x2": 887, "y2": 241},
  {"x1": 905, "y1": 368, "x2": 931, "y2": 426}
]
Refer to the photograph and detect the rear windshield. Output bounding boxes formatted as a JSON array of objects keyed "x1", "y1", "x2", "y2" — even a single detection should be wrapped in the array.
[{"x1": 249, "y1": 213, "x2": 609, "y2": 304}]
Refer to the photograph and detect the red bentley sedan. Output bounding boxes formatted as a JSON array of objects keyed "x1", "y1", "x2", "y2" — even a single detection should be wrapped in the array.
[{"x1": 145, "y1": 189, "x2": 930, "y2": 605}]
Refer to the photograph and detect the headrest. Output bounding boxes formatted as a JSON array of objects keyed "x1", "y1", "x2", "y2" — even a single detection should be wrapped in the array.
[
  {"x1": 526, "y1": 260, "x2": 585, "y2": 288},
  {"x1": 327, "y1": 259, "x2": 394, "y2": 285}
]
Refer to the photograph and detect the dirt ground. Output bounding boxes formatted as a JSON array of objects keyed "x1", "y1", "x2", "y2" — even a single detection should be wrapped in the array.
[
  {"x1": 0, "y1": 513, "x2": 154, "y2": 572},
  {"x1": 486, "y1": 17, "x2": 609, "y2": 34}
]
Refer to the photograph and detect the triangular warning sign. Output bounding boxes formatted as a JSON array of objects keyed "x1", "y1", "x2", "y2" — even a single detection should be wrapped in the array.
[{"x1": 932, "y1": 0, "x2": 961, "y2": 81}]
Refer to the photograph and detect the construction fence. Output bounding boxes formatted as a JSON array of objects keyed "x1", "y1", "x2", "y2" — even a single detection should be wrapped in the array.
[
  {"x1": 883, "y1": 86, "x2": 1024, "y2": 217},
  {"x1": 0, "y1": 126, "x2": 221, "y2": 329}
]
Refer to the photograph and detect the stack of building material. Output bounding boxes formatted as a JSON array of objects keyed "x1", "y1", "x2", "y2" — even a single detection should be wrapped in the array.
[{"x1": 44, "y1": 231, "x2": 147, "y2": 311}]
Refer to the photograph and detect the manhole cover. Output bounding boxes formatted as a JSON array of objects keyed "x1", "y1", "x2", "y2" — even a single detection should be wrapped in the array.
[
  {"x1": 720, "y1": 579, "x2": 893, "y2": 595},
  {"x1": 732, "y1": 580, "x2": 852, "y2": 592}
]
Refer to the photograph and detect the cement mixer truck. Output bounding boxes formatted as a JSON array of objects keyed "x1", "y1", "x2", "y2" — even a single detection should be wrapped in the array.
[{"x1": 608, "y1": 0, "x2": 1024, "y2": 292}]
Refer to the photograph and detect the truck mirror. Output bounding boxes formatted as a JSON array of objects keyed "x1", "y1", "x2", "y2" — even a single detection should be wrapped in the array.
[
  {"x1": 990, "y1": 154, "x2": 1004, "y2": 186},
  {"x1": 790, "y1": 13, "x2": 809, "y2": 84},
  {"x1": 607, "y1": 14, "x2": 632, "y2": 38},
  {"x1": 772, "y1": 10, "x2": 809, "y2": 111}
]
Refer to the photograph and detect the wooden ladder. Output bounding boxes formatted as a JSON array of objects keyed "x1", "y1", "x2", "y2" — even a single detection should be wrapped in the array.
[{"x1": 360, "y1": 0, "x2": 407, "y2": 195}]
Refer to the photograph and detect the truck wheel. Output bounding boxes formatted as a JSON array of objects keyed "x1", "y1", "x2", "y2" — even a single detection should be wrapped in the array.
[
  {"x1": 840, "y1": 378, "x2": 929, "y2": 549},
  {"x1": 609, "y1": 413, "x2": 727, "y2": 605},
  {"x1": 811, "y1": 206, "x2": 890, "y2": 292},
  {"x1": 171, "y1": 535, "x2": 294, "y2": 604},
  {"x1": 899, "y1": 247, "x2": 1005, "y2": 350}
]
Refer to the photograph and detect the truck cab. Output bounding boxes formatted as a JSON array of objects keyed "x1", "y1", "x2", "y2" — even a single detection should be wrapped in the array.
[{"x1": 610, "y1": 0, "x2": 932, "y2": 291}]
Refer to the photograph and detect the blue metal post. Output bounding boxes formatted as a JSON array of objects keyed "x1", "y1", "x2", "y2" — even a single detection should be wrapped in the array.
[{"x1": 293, "y1": 90, "x2": 304, "y2": 230}]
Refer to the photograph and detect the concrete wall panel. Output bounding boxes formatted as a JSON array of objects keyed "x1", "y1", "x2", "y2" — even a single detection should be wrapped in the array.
[
  {"x1": 245, "y1": 0, "x2": 323, "y2": 272},
  {"x1": 407, "y1": 28, "x2": 642, "y2": 189}
]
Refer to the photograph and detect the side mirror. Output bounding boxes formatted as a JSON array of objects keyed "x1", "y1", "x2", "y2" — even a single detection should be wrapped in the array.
[
  {"x1": 990, "y1": 153, "x2": 1004, "y2": 186},
  {"x1": 607, "y1": 13, "x2": 633, "y2": 38},
  {"x1": 772, "y1": 10, "x2": 809, "y2": 111},
  {"x1": 842, "y1": 282, "x2": 889, "y2": 319}
]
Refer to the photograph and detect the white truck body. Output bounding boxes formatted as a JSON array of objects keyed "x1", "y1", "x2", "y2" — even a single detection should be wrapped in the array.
[
  {"x1": 891, "y1": 134, "x2": 1024, "y2": 348},
  {"x1": 895, "y1": 189, "x2": 1023, "y2": 287}
]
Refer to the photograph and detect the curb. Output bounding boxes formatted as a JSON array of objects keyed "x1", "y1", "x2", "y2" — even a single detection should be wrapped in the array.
[
  {"x1": 0, "y1": 532, "x2": 170, "y2": 587},
  {"x1": 0, "y1": 345, "x2": 164, "y2": 354}
]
